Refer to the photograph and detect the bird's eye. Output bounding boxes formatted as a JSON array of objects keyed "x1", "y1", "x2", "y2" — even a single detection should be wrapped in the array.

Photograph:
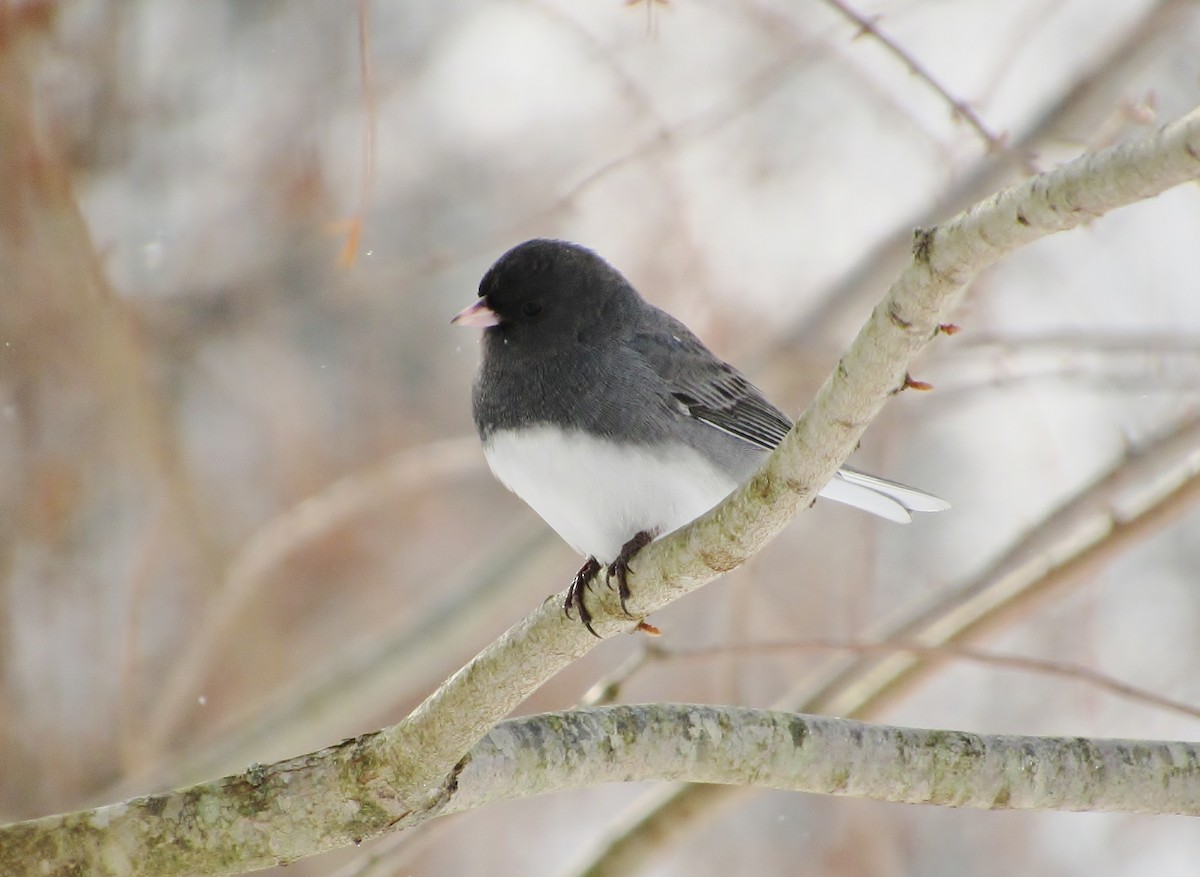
[{"x1": 521, "y1": 301, "x2": 543, "y2": 317}]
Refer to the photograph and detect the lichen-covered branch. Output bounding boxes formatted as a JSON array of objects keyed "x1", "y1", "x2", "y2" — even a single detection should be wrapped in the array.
[
  {"x1": 449, "y1": 706, "x2": 1200, "y2": 816},
  {"x1": 5, "y1": 705, "x2": 1197, "y2": 877}
]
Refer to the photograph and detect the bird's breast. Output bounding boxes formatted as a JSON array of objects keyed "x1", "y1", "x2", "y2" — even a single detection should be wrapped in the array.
[{"x1": 482, "y1": 426, "x2": 739, "y2": 563}]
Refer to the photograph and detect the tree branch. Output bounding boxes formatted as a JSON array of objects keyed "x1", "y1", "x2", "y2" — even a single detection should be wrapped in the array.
[
  {"x1": 448, "y1": 706, "x2": 1200, "y2": 816},
  {"x1": 8, "y1": 705, "x2": 1197, "y2": 877},
  {"x1": 2, "y1": 106, "x2": 1198, "y2": 877}
]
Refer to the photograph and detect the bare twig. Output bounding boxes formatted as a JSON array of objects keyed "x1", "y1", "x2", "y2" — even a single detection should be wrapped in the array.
[
  {"x1": 817, "y1": 0, "x2": 1024, "y2": 167},
  {"x1": 337, "y1": 0, "x2": 377, "y2": 268},
  {"x1": 927, "y1": 333, "x2": 1200, "y2": 397},
  {"x1": 649, "y1": 640, "x2": 1200, "y2": 723}
]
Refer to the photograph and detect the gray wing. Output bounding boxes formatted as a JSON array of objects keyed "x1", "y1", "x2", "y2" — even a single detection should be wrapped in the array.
[
  {"x1": 627, "y1": 313, "x2": 791, "y2": 451},
  {"x1": 625, "y1": 308, "x2": 951, "y2": 523}
]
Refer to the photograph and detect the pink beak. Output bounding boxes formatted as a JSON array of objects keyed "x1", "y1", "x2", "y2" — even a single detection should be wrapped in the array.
[{"x1": 451, "y1": 299, "x2": 501, "y2": 328}]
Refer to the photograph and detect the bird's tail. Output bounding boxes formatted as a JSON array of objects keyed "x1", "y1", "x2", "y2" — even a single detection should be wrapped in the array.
[{"x1": 817, "y1": 466, "x2": 950, "y2": 523}]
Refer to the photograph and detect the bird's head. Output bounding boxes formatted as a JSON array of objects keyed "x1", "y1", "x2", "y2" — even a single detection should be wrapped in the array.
[{"x1": 452, "y1": 239, "x2": 636, "y2": 352}]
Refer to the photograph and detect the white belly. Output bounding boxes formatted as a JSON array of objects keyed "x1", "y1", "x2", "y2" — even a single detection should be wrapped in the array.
[{"x1": 483, "y1": 426, "x2": 739, "y2": 563}]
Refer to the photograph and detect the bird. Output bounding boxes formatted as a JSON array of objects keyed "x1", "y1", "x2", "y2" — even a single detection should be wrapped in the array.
[{"x1": 453, "y1": 239, "x2": 948, "y2": 634}]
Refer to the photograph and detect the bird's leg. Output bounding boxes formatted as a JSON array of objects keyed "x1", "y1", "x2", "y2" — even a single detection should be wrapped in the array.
[
  {"x1": 565, "y1": 556, "x2": 603, "y2": 637},
  {"x1": 606, "y1": 530, "x2": 653, "y2": 617}
]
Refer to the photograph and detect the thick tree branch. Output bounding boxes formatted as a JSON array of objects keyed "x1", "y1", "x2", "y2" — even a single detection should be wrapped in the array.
[
  {"x1": 2, "y1": 106, "x2": 1198, "y2": 877},
  {"x1": 6, "y1": 705, "x2": 1198, "y2": 877},
  {"x1": 448, "y1": 706, "x2": 1199, "y2": 816}
]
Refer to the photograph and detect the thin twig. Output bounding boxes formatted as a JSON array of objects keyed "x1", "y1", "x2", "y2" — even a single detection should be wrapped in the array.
[
  {"x1": 818, "y1": 0, "x2": 1023, "y2": 166},
  {"x1": 336, "y1": 0, "x2": 377, "y2": 268},
  {"x1": 654, "y1": 640, "x2": 1200, "y2": 723}
]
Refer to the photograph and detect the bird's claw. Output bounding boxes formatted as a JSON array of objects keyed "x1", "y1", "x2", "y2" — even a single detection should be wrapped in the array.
[
  {"x1": 606, "y1": 530, "x2": 653, "y2": 618},
  {"x1": 563, "y1": 531, "x2": 654, "y2": 635},
  {"x1": 565, "y1": 556, "x2": 603, "y2": 637}
]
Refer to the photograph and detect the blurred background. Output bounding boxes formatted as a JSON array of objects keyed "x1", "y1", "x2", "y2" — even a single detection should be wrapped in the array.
[{"x1": 2, "y1": 0, "x2": 1200, "y2": 874}]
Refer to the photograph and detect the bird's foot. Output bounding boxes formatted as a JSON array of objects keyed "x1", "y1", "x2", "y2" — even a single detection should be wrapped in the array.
[
  {"x1": 565, "y1": 556, "x2": 603, "y2": 637},
  {"x1": 606, "y1": 530, "x2": 653, "y2": 617}
]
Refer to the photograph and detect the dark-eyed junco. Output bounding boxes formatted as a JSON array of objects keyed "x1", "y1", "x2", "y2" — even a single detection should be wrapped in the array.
[{"x1": 453, "y1": 239, "x2": 947, "y2": 634}]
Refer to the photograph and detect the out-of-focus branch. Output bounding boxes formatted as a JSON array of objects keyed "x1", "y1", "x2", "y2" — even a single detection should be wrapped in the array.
[
  {"x1": 803, "y1": 418, "x2": 1200, "y2": 718},
  {"x1": 816, "y1": 0, "x2": 1021, "y2": 165},
  {"x1": 584, "y1": 639, "x2": 1200, "y2": 723},
  {"x1": 926, "y1": 333, "x2": 1200, "y2": 397},
  {"x1": 2, "y1": 100, "x2": 1198, "y2": 877},
  {"x1": 115, "y1": 521, "x2": 555, "y2": 797},
  {"x1": 393, "y1": 52, "x2": 809, "y2": 284},
  {"x1": 142, "y1": 437, "x2": 484, "y2": 760},
  {"x1": 0, "y1": 1, "x2": 227, "y2": 807}
]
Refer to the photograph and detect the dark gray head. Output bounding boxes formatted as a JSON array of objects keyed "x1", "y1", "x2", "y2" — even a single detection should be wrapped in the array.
[{"x1": 452, "y1": 239, "x2": 640, "y2": 354}]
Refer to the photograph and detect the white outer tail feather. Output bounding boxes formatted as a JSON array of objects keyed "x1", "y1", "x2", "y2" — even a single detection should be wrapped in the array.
[{"x1": 818, "y1": 468, "x2": 951, "y2": 524}]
